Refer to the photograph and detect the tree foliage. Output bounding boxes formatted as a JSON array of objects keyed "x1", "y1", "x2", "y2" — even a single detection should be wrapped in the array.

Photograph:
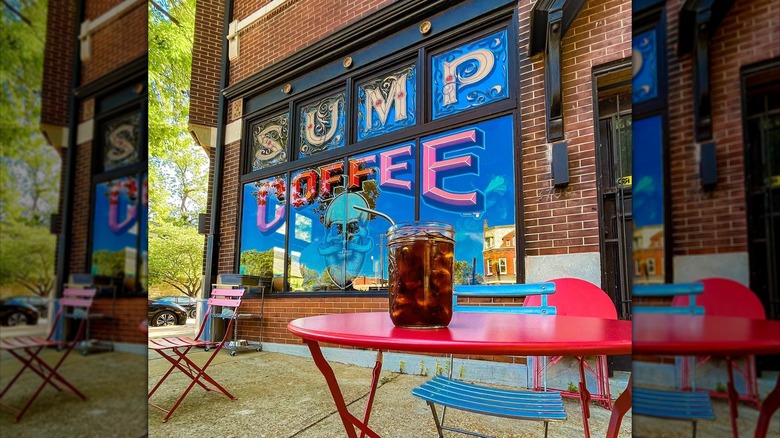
[
  {"x1": 239, "y1": 250, "x2": 275, "y2": 279},
  {"x1": 148, "y1": 0, "x2": 206, "y2": 226},
  {"x1": 148, "y1": 0, "x2": 208, "y2": 297},
  {"x1": 148, "y1": 222, "x2": 204, "y2": 297},
  {"x1": 0, "y1": 1, "x2": 59, "y2": 295},
  {"x1": 0, "y1": 222, "x2": 56, "y2": 296}
]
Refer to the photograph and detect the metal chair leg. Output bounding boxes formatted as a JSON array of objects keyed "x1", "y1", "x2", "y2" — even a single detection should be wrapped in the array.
[{"x1": 427, "y1": 401, "x2": 445, "y2": 438}]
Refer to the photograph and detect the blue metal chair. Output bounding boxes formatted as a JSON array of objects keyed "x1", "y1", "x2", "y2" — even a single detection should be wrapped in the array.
[
  {"x1": 632, "y1": 282, "x2": 715, "y2": 438},
  {"x1": 411, "y1": 283, "x2": 565, "y2": 438}
]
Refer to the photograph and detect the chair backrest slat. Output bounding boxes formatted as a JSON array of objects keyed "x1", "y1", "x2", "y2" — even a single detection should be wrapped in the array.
[
  {"x1": 211, "y1": 288, "x2": 244, "y2": 298},
  {"x1": 207, "y1": 297, "x2": 242, "y2": 308},
  {"x1": 633, "y1": 283, "x2": 705, "y2": 315},
  {"x1": 60, "y1": 297, "x2": 94, "y2": 308},
  {"x1": 453, "y1": 283, "x2": 556, "y2": 315}
]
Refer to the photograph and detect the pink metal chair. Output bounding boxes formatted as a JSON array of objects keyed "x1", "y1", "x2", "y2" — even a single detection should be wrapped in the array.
[
  {"x1": 147, "y1": 288, "x2": 244, "y2": 422},
  {"x1": 524, "y1": 277, "x2": 617, "y2": 409},
  {"x1": 0, "y1": 288, "x2": 96, "y2": 422},
  {"x1": 671, "y1": 277, "x2": 765, "y2": 409}
]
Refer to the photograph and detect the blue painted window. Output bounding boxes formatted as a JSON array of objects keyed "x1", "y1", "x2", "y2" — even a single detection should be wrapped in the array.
[
  {"x1": 239, "y1": 176, "x2": 287, "y2": 280},
  {"x1": 632, "y1": 30, "x2": 658, "y2": 104},
  {"x1": 356, "y1": 64, "x2": 417, "y2": 142},
  {"x1": 91, "y1": 174, "x2": 146, "y2": 294},
  {"x1": 431, "y1": 30, "x2": 509, "y2": 120}
]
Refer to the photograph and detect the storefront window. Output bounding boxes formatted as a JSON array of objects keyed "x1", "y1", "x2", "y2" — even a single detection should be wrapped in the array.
[
  {"x1": 250, "y1": 112, "x2": 289, "y2": 171},
  {"x1": 240, "y1": 19, "x2": 517, "y2": 293}
]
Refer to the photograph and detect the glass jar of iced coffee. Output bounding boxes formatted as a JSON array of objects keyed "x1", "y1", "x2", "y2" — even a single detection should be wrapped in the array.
[{"x1": 386, "y1": 221, "x2": 455, "y2": 328}]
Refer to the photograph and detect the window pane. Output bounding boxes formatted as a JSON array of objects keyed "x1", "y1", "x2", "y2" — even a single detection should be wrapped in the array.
[
  {"x1": 431, "y1": 29, "x2": 509, "y2": 120},
  {"x1": 139, "y1": 173, "x2": 148, "y2": 294},
  {"x1": 250, "y1": 112, "x2": 289, "y2": 171},
  {"x1": 239, "y1": 176, "x2": 287, "y2": 283},
  {"x1": 419, "y1": 115, "x2": 516, "y2": 285},
  {"x1": 348, "y1": 144, "x2": 416, "y2": 289},
  {"x1": 356, "y1": 64, "x2": 417, "y2": 141},
  {"x1": 298, "y1": 92, "x2": 346, "y2": 158},
  {"x1": 91, "y1": 176, "x2": 141, "y2": 293},
  {"x1": 632, "y1": 29, "x2": 658, "y2": 104},
  {"x1": 103, "y1": 112, "x2": 141, "y2": 171}
]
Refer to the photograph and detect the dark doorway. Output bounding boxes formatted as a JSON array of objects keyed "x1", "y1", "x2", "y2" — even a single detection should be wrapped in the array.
[
  {"x1": 743, "y1": 61, "x2": 779, "y2": 371},
  {"x1": 595, "y1": 66, "x2": 633, "y2": 320},
  {"x1": 744, "y1": 63, "x2": 780, "y2": 320}
]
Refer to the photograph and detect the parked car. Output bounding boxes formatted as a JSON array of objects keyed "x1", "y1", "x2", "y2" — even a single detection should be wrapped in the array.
[
  {"x1": 6, "y1": 295, "x2": 49, "y2": 317},
  {"x1": 147, "y1": 300, "x2": 188, "y2": 327},
  {"x1": 0, "y1": 300, "x2": 40, "y2": 326},
  {"x1": 154, "y1": 296, "x2": 197, "y2": 319}
]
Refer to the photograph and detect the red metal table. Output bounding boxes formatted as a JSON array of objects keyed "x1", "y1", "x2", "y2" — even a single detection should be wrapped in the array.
[
  {"x1": 288, "y1": 311, "x2": 631, "y2": 438},
  {"x1": 621, "y1": 314, "x2": 780, "y2": 438}
]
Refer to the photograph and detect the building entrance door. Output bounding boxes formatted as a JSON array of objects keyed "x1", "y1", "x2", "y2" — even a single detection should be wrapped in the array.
[
  {"x1": 745, "y1": 75, "x2": 779, "y2": 322},
  {"x1": 597, "y1": 83, "x2": 633, "y2": 320}
]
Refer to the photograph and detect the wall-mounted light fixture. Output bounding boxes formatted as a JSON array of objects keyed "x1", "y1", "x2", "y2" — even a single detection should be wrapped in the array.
[
  {"x1": 552, "y1": 141, "x2": 569, "y2": 187},
  {"x1": 700, "y1": 141, "x2": 717, "y2": 189}
]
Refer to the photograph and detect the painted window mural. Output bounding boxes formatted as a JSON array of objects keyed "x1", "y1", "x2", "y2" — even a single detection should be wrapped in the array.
[
  {"x1": 91, "y1": 173, "x2": 147, "y2": 294},
  {"x1": 431, "y1": 30, "x2": 509, "y2": 120},
  {"x1": 298, "y1": 92, "x2": 346, "y2": 158},
  {"x1": 632, "y1": 30, "x2": 658, "y2": 104},
  {"x1": 632, "y1": 115, "x2": 665, "y2": 284},
  {"x1": 240, "y1": 22, "x2": 517, "y2": 292},
  {"x1": 356, "y1": 64, "x2": 416, "y2": 142},
  {"x1": 103, "y1": 112, "x2": 141, "y2": 171},
  {"x1": 251, "y1": 113, "x2": 289, "y2": 171}
]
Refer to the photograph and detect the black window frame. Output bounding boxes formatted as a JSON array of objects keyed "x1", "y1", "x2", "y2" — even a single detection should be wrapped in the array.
[{"x1": 236, "y1": 3, "x2": 521, "y2": 297}]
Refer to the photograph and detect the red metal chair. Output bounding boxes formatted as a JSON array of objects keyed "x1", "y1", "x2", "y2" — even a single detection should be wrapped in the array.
[
  {"x1": 671, "y1": 277, "x2": 765, "y2": 409},
  {"x1": 524, "y1": 277, "x2": 617, "y2": 409},
  {"x1": 0, "y1": 288, "x2": 97, "y2": 422},
  {"x1": 147, "y1": 288, "x2": 244, "y2": 422}
]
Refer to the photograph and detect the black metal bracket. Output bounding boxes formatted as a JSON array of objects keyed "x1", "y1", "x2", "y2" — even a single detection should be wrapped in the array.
[
  {"x1": 678, "y1": 0, "x2": 735, "y2": 142},
  {"x1": 529, "y1": 0, "x2": 586, "y2": 143}
]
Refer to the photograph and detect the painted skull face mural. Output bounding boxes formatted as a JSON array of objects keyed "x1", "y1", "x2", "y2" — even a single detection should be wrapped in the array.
[{"x1": 317, "y1": 192, "x2": 374, "y2": 288}]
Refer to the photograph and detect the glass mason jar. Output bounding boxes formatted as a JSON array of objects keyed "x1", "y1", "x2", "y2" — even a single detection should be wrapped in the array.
[{"x1": 386, "y1": 221, "x2": 455, "y2": 328}]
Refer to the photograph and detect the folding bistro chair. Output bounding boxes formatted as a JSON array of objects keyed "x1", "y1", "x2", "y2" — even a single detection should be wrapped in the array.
[
  {"x1": 412, "y1": 283, "x2": 566, "y2": 438},
  {"x1": 671, "y1": 277, "x2": 765, "y2": 409},
  {"x1": 523, "y1": 277, "x2": 617, "y2": 409},
  {"x1": 0, "y1": 288, "x2": 96, "y2": 422},
  {"x1": 632, "y1": 283, "x2": 715, "y2": 438},
  {"x1": 148, "y1": 288, "x2": 244, "y2": 422}
]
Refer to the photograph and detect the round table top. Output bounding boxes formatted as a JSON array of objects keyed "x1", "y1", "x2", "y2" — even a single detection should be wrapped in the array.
[
  {"x1": 288, "y1": 311, "x2": 632, "y2": 356},
  {"x1": 633, "y1": 314, "x2": 780, "y2": 356}
]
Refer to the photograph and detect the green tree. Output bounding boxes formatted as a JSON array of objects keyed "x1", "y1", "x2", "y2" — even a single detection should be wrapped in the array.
[
  {"x1": 148, "y1": 0, "x2": 206, "y2": 226},
  {"x1": 0, "y1": 1, "x2": 59, "y2": 294},
  {"x1": 148, "y1": 223, "x2": 204, "y2": 297},
  {"x1": 0, "y1": 222, "x2": 56, "y2": 296}
]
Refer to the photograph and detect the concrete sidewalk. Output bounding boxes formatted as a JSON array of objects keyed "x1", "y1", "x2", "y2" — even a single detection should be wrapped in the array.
[{"x1": 147, "y1": 350, "x2": 632, "y2": 437}]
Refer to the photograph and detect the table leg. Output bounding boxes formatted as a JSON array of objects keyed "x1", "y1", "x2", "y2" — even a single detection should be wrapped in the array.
[
  {"x1": 755, "y1": 374, "x2": 780, "y2": 438},
  {"x1": 577, "y1": 356, "x2": 592, "y2": 438},
  {"x1": 360, "y1": 351, "x2": 383, "y2": 438},
  {"x1": 606, "y1": 374, "x2": 631, "y2": 438},
  {"x1": 304, "y1": 340, "x2": 382, "y2": 438},
  {"x1": 726, "y1": 356, "x2": 740, "y2": 438}
]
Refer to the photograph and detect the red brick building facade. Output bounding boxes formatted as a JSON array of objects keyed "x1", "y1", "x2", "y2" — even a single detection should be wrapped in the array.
[
  {"x1": 190, "y1": 0, "x2": 633, "y2": 356},
  {"x1": 41, "y1": 0, "x2": 148, "y2": 349}
]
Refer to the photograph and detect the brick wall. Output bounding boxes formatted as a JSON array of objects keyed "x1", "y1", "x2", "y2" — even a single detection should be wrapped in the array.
[
  {"x1": 90, "y1": 297, "x2": 147, "y2": 344},
  {"x1": 519, "y1": 0, "x2": 631, "y2": 257},
  {"x1": 666, "y1": 0, "x2": 780, "y2": 256},
  {"x1": 190, "y1": 0, "x2": 224, "y2": 128},
  {"x1": 228, "y1": 0, "x2": 393, "y2": 85},
  {"x1": 41, "y1": 0, "x2": 76, "y2": 127},
  {"x1": 81, "y1": 1, "x2": 147, "y2": 84}
]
